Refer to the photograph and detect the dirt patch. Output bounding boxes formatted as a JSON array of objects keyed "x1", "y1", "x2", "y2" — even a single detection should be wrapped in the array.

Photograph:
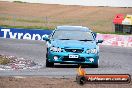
[
  {"x1": 0, "y1": 77, "x2": 131, "y2": 88},
  {"x1": 0, "y1": 1, "x2": 132, "y2": 32},
  {"x1": 0, "y1": 55, "x2": 42, "y2": 70}
]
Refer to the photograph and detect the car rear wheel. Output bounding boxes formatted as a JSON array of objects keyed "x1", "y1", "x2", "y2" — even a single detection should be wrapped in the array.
[{"x1": 46, "y1": 59, "x2": 54, "y2": 67}]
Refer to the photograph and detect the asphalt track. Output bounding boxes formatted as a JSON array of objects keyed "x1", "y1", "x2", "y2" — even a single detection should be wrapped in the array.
[{"x1": 0, "y1": 38, "x2": 132, "y2": 77}]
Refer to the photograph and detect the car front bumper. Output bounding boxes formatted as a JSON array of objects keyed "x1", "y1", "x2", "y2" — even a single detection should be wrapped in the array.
[{"x1": 47, "y1": 51, "x2": 99, "y2": 64}]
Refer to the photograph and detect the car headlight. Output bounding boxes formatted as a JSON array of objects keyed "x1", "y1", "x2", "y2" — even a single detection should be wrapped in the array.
[
  {"x1": 50, "y1": 46, "x2": 62, "y2": 52},
  {"x1": 86, "y1": 49, "x2": 97, "y2": 54}
]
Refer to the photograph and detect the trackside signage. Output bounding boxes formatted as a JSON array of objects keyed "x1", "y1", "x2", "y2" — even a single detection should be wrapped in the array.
[
  {"x1": 0, "y1": 27, "x2": 52, "y2": 40},
  {"x1": 0, "y1": 27, "x2": 132, "y2": 48}
]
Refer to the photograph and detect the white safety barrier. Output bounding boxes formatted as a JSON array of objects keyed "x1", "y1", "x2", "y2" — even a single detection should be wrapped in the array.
[{"x1": 97, "y1": 34, "x2": 132, "y2": 48}]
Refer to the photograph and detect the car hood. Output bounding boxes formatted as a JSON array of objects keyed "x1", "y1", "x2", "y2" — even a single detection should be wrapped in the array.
[{"x1": 50, "y1": 39, "x2": 96, "y2": 49}]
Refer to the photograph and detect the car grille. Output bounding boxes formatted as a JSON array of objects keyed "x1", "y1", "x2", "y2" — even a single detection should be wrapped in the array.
[
  {"x1": 65, "y1": 49, "x2": 84, "y2": 53},
  {"x1": 62, "y1": 56, "x2": 85, "y2": 62}
]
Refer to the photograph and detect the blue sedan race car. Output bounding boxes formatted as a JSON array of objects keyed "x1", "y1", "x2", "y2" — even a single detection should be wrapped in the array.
[{"x1": 43, "y1": 26, "x2": 103, "y2": 68}]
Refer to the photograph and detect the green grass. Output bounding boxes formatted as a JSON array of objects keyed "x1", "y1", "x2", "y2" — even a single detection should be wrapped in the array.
[
  {"x1": 0, "y1": 16, "x2": 131, "y2": 35},
  {"x1": 0, "y1": 24, "x2": 53, "y2": 30},
  {"x1": 16, "y1": 19, "x2": 46, "y2": 23},
  {"x1": 13, "y1": 1, "x2": 27, "y2": 3},
  {"x1": 1, "y1": 24, "x2": 131, "y2": 35},
  {"x1": 0, "y1": 17, "x2": 83, "y2": 24},
  {"x1": 0, "y1": 17, "x2": 9, "y2": 20},
  {"x1": 0, "y1": 17, "x2": 47, "y2": 23},
  {"x1": 0, "y1": 56, "x2": 10, "y2": 65}
]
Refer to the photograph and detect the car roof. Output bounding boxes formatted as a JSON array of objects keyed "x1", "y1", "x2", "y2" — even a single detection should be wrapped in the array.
[{"x1": 56, "y1": 25, "x2": 92, "y2": 32}]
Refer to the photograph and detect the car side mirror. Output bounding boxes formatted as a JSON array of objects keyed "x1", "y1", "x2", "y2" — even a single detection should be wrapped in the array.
[
  {"x1": 97, "y1": 40, "x2": 103, "y2": 43},
  {"x1": 43, "y1": 35, "x2": 49, "y2": 41},
  {"x1": 93, "y1": 32, "x2": 97, "y2": 38}
]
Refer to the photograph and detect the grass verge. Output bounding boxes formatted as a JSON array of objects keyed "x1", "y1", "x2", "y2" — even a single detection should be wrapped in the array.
[
  {"x1": 13, "y1": 1, "x2": 27, "y2": 3},
  {"x1": 0, "y1": 24, "x2": 52, "y2": 30},
  {"x1": 0, "y1": 55, "x2": 10, "y2": 65},
  {"x1": 0, "y1": 24, "x2": 131, "y2": 35}
]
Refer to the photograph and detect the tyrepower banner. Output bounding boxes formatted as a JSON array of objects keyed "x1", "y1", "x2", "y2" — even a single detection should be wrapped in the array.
[
  {"x1": 97, "y1": 34, "x2": 132, "y2": 48},
  {"x1": 0, "y1": 27, "x2": 52, "y2": 41},
  {"x1": 0, "y1": 27, "x2": 132, "y2": 48}
]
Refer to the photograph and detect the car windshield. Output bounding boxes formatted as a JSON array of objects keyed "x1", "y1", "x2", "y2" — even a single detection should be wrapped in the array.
[{"x1": 52, "y1": 30, "x2": 94, "y2": 41}]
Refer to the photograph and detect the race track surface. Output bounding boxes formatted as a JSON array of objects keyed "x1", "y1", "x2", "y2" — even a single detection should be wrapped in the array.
[{"x1": 0, "y1": 38, "x2": 132, "y2": 77}]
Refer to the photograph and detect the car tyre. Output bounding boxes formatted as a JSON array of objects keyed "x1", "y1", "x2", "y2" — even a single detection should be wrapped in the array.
[
  {"x1": 92, "y1": 64, "x2": 98, "y2": 68},
  {"x1": 46, "y1": 59, "x2": 54, "y2": 67},
  {"x1": 92, "y1": 59, "x2": 99, "y2": 68}
]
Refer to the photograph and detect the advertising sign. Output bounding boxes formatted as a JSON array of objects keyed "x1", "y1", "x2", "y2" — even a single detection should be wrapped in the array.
[{"x1": 0, "y1": 27, "x2": 52, "y2": 41}]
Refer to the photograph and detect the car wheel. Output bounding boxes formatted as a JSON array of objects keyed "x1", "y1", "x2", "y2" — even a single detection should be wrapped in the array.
[
  {"x1": 92, "y1": 59, "x2": 99, "y2": 68},
  {"x1": 46, "y1": 59, "x2": 54, "y2": 67},
  {"x1": 46, "y1": 48, "x2": 48, "y2": 58},
  {"x1": 92, "y1": 64, "x2": 98, "y2": 68},
  {"x1": 46, "y1": 52, "x2": 48, "y2": 58}
]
